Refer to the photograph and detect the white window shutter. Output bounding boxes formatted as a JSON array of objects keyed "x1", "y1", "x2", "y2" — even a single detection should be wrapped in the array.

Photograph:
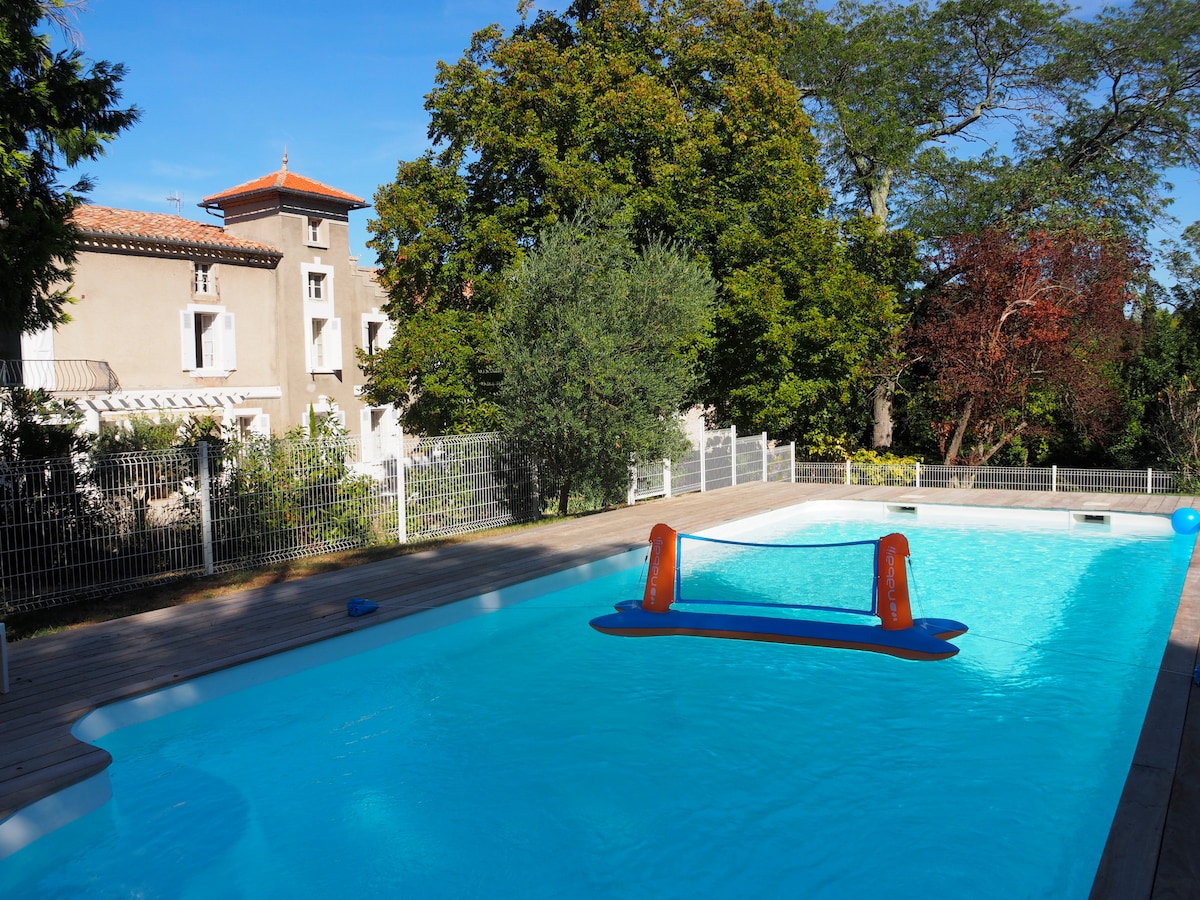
[
  {"x1": 220, "y1": 312, "x2": 237, "y2": 370},
  {"x1": 180, "y1": 311, "x2": 195, "y2": 370},
  {"x1": 326, "y1": 317, "x2": 343, "y2": 370},
  {"x1": 379, "y1": 319, "x2": 395, "y2": 350},
  {"x1": 305, "y1": 317, "x2": 316, "y2": 373},
  {"x1": 361, "y1": 318, "x2": 371, "y2": 351}
]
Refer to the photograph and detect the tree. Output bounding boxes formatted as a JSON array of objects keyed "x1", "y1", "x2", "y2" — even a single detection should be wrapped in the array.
[
  {"x1": 0, "y1": 0, "x2": 138, "y2": 357},
  {"x1": 1119, "y1": 222, "x2": 1200, "y2": 474},
  {"x1": 913, "y1": 0, "x2": 1200, "y2": 240},
  {"x1": 779, "y1": 0, "x2": 1069, "y2": 447},
  {"x1": 781, "y1": 0, "x2": 1067, "y2": 230},
  {"x1": 367, "y1": 0, "x2": 898, "y2": 451},
  {"x1": 910, "y1": 228, "x2": 1137, "y2": 466},
  {"x1": 493, "y1": 204, "x2": 715, "y2": 515}
]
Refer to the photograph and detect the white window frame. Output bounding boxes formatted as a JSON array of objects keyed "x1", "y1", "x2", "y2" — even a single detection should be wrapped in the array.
[
  {"x1": 307, "y1": 399, "x2": 346, "y2": 433},
  {"x1": 193, "y1": 262, "x2": 216, "y2": 296},
  {"x1": 229, "y1": 408, "x2": 269, "y2": 438},
  {"x1": 305, "y1": 217, "x2": 327, "y2": 248},
  {"x1": 307, "y1": 316, "x2": 343, "y2": 373},
  {"x1": 180, "y1": 304, "x2": 236, "y2": 375},
  {"x1": 302, "y1": 262, "x2": 335, "y2": 305},
  {"x1": 361, "y1": 313, "x2": 393, "y2": 356}
]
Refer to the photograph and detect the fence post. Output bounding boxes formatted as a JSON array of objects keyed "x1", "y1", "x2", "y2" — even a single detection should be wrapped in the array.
[
  {"x1": 198, "y1": 441, "x2": 214, "y2": 576},
  {"x1": 845, "y1": 459, "x2": 852, "y2": 485},
  {"x1": 729, "y1": 425, "x2": 737, "y2": 486},
  {"x1": 396, "y1": 427, "x2": 408, "y2": 543},
  {"x1": 628, "y1": 462, "x2": 638, "y2": 505},
  {"x1": 1, "y1": 622, "x2": 8, "y2": 694},
  {"x1": 663, "y1": 458, "x2": 673, "y2": 498},
  {"x1": 1052, "y1": 465, "x2": 1057, "y2": 493},
  {"x1": 699, "y1": 430, "x2": 707, "y2": 492},
  {"x1": 761, "y1": 432, "x2": 768, "y2": 482},
  {"x1": 1147, "y1": 468, "x2": 1153, "y2": 494},
  {"x1": 915, "y1": 461, "x2": 921, "y2": 488},
  {"x1": 789, "y1": 442, "x2": 796, "y2": 483}
]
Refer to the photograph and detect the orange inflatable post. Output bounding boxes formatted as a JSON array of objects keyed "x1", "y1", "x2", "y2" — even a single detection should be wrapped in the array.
[
  {"x1": 876, "y1": 533, "x2": 914, "y2": 631},
  {"x1": 641, "y1": 523, "x2": 679, "y2": 613}
]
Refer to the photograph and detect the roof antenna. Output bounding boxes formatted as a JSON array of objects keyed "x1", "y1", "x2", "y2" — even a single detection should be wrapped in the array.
[{"x1": 166, "y1": 191, "x2": 183, "y2": 215}]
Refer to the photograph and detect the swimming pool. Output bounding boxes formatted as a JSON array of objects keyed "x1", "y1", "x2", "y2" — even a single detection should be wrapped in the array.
[{"x1": 0, "y1": 501, "x2": 1194, "y2": 898}]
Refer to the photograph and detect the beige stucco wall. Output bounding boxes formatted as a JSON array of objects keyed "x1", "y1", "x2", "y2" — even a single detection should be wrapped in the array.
[
  {"x1": 52, "y1": 194, "x2": 391, "y2": 439},
  {"x1": 56, "y1": 250, "x2": 280, "y2": 391},
  {"x1": 222, "y1": 200, "x2": 389, "y2": 435}
]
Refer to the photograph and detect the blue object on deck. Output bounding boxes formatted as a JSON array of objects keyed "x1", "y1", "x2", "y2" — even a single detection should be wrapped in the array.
[
  {"x1": 347, "y1": 598, "x2": 379, "y2": 617},
  {"x1": 1194, "y1": 664, "x2": 1200, "y2": 686}
]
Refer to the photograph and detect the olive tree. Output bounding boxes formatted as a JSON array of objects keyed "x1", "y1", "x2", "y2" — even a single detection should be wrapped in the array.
[{"x1": 493, "y1": 204, "x2": 715, "y2": 515}]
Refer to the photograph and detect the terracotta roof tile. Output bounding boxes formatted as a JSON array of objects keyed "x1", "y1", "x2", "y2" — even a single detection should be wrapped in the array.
[
  {"x1": 201, "y1": 168, "x2": 366, "y2": 208},
  {"x1": 72, "y1": 206, "x2": 282, "y2": 255}
]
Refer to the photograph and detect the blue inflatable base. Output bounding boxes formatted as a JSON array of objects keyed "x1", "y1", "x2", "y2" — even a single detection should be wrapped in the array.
[{"x1": 590, "y1": 599, "x2": 966, "y2": 661}]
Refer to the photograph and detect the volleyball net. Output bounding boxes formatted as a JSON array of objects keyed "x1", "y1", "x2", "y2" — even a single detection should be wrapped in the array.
[{"x1": 641, "y1": 523, "x2": 914, "y2": 627}]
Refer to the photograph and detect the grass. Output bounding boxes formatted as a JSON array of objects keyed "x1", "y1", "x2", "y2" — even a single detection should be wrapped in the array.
[{"x1": 2, "y1": 519, "x2": 556, "y2": 642}]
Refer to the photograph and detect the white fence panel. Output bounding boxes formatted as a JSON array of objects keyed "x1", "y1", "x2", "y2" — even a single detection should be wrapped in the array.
[{"x1": 4, "y1": 424, "x2": 1191, "y2": 618}]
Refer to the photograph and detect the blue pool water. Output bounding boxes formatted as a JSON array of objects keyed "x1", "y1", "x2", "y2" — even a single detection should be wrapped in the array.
[{"x1": 1, "y1": 503, "x2": 1195, "y2": 898}]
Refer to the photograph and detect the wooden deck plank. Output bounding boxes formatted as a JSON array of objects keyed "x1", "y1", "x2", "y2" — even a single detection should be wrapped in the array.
[{"x1": 2, "y1": 481, "x2": 1198, "y2": 898}]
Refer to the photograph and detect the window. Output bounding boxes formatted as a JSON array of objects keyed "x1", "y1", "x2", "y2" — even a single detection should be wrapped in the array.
[
  {"x1": 360, "y1": 406, "x2": 395, "y2": 461},
  {"x1": 180, "y1": 306, "x2": 236, "y2": 373},
  {"x1": 361, "y1": 314, "x2": 392, "y2": 356},
  {"x1": 232, "y1": 410, "x2": 269, "y2": 438},
  {"x1": 194, "y1": 312, "x2": 218, "y2": 367},
  {"x1": 302, "y1": 262, "x2": 335, "y2": 306},
  {"x1": 307, "y1": 400, "x2": 346, "y2": 433},
  {"x1": 307, "y1": 316, "x2": 342, "y2": 372},
  {"x1": 193, "y1": 263, "x2": 215, "y2": 295},
  {"x1": 307, "y1": 218, "x2": 322, "y2": 243}
]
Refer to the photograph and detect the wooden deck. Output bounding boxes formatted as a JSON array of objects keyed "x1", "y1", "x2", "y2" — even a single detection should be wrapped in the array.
[{"x1": 1, "y1": 482, "x2": 1198, "y2": 897}]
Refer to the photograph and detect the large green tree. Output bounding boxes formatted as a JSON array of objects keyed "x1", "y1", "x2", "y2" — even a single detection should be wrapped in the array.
[
  {"x1": 365, "y1": 0, "x2": 899, "y2": 451},
  {"x1": 912, "y1": 0, "x2": 1200, "y2": 239},
  {"x1": 781, "y1": 0, "x2": 1067, "y2": 231},
  {"x1": 1117, "y1": 223, "x2": 1200, "y2": 475},
  {"x1": 494, "y1": 204, "x2": 715, "y2": 514},
  {"x1": 780, "y1": 0, "x2": 1070, "y2": 448},
  {"x1": 0, "y1": 0, "x2": 138, "y2": 358}
]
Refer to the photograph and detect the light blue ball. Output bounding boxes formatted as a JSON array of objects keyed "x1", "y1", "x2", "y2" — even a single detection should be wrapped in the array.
[{"x1": 1171, "y1": 507, "x2": 1200, "y2": 535}]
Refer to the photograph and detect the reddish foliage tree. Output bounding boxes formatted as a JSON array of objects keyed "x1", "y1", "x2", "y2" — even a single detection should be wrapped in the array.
[{"x1": 911, "y1": 228, "x2": 1137, "y2": 465}]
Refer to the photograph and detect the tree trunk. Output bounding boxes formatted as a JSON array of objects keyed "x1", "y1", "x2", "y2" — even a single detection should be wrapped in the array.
[
  {"x1": 943, "y1": 397, "x2": 974, "y2": 466},
  {"x1": 871, "y1": 377, "x2": 894, "y2": 449},
  {"x1": 979, "y1": 421, "x2": 1027, "y2": 465},
  {"x1": 557, "y1": 476, "x2": 572, "y2": 517}
]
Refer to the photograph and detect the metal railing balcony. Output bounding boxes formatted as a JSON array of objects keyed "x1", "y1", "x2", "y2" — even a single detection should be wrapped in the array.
[{"x1": 0, "y1": 358, "x2": 121, "y2": 393}]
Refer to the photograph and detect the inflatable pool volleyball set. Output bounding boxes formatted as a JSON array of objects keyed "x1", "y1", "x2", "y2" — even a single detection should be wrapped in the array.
[
  {"x1": 590, "y1": 522, "x2": 968, "y2": 661},
  {"x1": 591, "y1": 508, "x2": 1200, "y2": 662}
]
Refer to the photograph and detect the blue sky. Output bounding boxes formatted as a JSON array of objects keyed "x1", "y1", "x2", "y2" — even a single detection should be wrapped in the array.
[
  {"x1": 66, "y1": 0, "x2": 542, "y2": 262},
  {"x1": 64, "y1": 0, "x2": 1196, "y2": 271}
]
